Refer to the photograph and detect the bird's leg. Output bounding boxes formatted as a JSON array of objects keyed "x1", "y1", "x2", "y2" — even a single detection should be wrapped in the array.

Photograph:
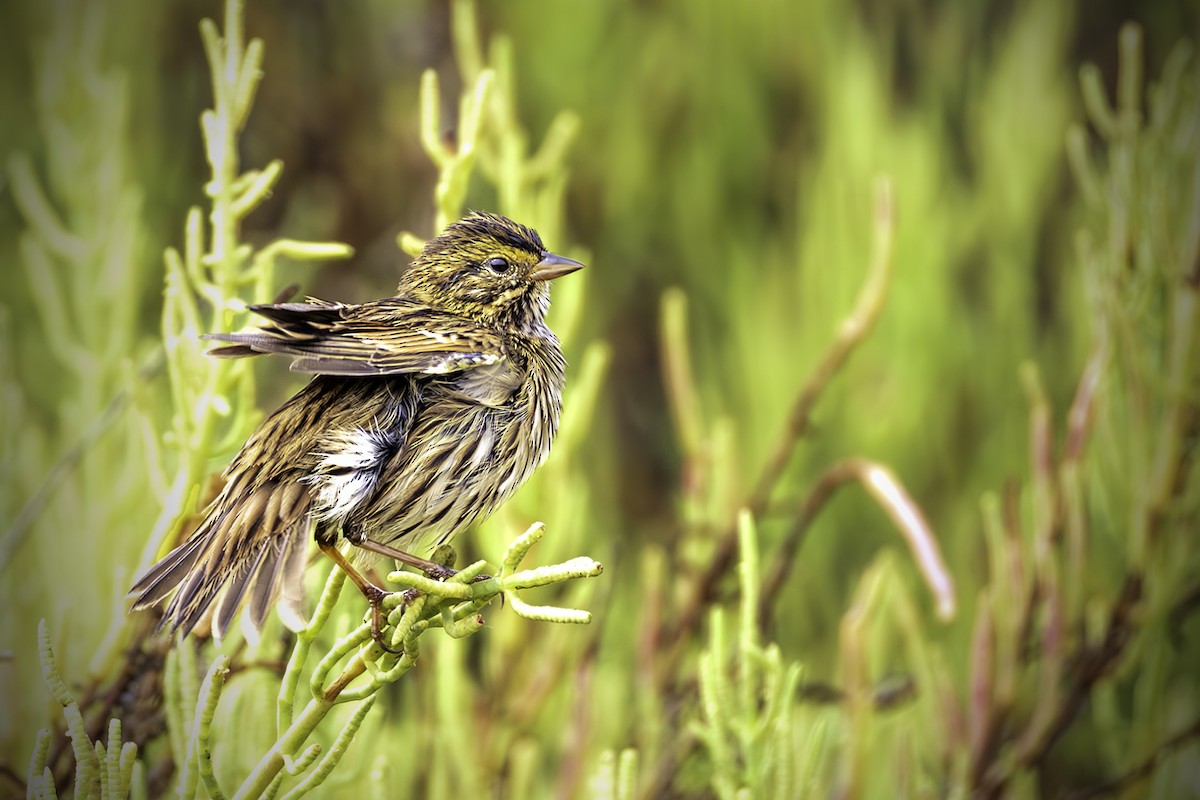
[
  {"x1": 349, "y1": 537, "x2": 459, "y2": 580},
  {"x1": 317, "y1": 542, "x2": 403, "y2": 654},
  {"x1": 350, "y1": 535, "x2": 494, "y2": 588}
]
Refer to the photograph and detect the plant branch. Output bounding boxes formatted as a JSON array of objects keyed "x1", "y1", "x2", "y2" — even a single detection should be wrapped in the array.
[
  {"x1": 663, "y1": 176, "x2": 896, "y2": 662},
  {"x1": 757, "y1": 457, "x2": 954, "y2": 634},
  {"x1": 230, "y1": 524, "x2": 600, "y2": 799},
  {"x1": 1063, "y1": 715, "x2": 1200, "y2": 800}
]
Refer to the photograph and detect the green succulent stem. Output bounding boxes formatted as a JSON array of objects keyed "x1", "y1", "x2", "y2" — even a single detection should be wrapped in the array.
[
  {"x1": 139, "y1": 0, "x2": 353, "y2": 578},
  {"x1": 693, "y1": 513, "x2": 806, "y2": 800},
  {"x1": 228, "y1": 523, "x2": 600, "y2": 799},
  {"x1": 33, "y1": 0, "x2": 1200, "y2": 797}
]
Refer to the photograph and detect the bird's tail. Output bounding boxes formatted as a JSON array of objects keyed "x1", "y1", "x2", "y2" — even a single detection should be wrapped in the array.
[{"x1": 129, "y1": 479, "x2": 312, "y2": 640}]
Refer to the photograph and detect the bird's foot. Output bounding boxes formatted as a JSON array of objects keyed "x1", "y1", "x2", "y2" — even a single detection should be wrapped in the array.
[
  {"x1": 422, "y1": 562, "x2": 458, "y2": 581},
  {"x1": 420, "y1": 562, "x2": 494, "y2": 584},
  {"x1": 363, "y1": 583, "x2": 403, "y2": 654}
]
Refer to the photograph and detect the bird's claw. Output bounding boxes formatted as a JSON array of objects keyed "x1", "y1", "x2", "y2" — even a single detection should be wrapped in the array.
[
  {"x1": 421, "y1": 564, "x2": 493, "y2": 586},
  {"x1": 364, "y1": 584, "x2": 404, "y2": 654},
  {"x1": 422, "y1": 563, "x2": 458, "y2": 581}
]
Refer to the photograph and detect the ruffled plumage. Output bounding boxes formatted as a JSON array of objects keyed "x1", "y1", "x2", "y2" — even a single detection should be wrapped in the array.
[{"x1": 130, "y1": 212, "x2": 582, "y2": 639}]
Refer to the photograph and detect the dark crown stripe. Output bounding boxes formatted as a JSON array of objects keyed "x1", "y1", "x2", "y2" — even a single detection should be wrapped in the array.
[{"x1": 452, "y1": 211, "x2": 545, "y2": 254}]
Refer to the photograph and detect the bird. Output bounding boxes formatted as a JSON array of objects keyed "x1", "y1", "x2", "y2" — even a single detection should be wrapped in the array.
[{"x1": 129, "y1": 211, "x2": 584, "y2": 644}]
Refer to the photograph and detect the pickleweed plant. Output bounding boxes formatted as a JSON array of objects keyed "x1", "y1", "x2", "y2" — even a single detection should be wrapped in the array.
[{"x1": 21, "y1": 0, "x2": 602, "y2": 797}]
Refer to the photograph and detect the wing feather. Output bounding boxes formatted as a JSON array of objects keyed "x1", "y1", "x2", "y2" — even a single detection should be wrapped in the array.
[{"x1": 204, "y1": 297, "x2": 505, "y2": 376}]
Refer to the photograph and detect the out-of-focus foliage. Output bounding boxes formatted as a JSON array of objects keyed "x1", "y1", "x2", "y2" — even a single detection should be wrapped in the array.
[{"x1": 2, "y1": 0, "x2": 1198, "y2": 797}]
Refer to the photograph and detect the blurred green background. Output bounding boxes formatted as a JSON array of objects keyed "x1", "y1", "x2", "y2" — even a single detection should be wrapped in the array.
[{"x1": 2, "y1": 0, "x2": 1198, "y2": 797}]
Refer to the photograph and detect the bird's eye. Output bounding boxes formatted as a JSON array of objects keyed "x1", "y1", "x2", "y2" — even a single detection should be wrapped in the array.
[{"x1": 485, "y1": 257, "x2": 511, "y2": 274}]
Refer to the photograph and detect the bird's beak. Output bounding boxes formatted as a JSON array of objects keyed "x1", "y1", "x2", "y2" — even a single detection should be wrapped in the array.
[{"x1": 530, "y1": 252, "x2": 586, "y2": 282}]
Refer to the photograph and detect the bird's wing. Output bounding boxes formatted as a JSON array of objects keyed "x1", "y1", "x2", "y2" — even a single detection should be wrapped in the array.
[{"x1": 204, "y1": 298, "x2": 506, "y2": 376}]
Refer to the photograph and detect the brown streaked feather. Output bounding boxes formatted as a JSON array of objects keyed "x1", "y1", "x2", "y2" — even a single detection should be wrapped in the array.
[
  {"x1": 128, "y1": 532, "x2": 209, "y2": 608},
  {"x1": 203, "y1": 298, "x2": 506, "y2": 376},
  {"x1": 245, "y1": 539, "x2": 281, "y2": 630},
  {"x1": 275, "y1": 481, "x2": 308, "y2": 525},
  {"x1": 211, "y1": 544, "x2": 267, "y2": 640},
  {"x1": 132, "y1": 211, "x2": 578, "y2": 642},
  {"x1": 287, "y1": 357, "x2": 396, "y2": 376},
  {"x1": 208, "y1": 344, "x2": 262, "y2": 358},
  {"x1": 131, "y1": 374, "x2": 415, "y2": 638},
  {"x1": 168, "y1": 557, "x2": 216, "y2": 635},
  {"x1": 275, "y1": 521, "x2": 311, "y2": 630},
  {"x1": 248, "y1": 300, "x2": 347, "y2": 325},
  {"x1": 132, "y1": 480, "x2": 314, "y2": 639},
  {"x1": 242, "y1": 519, "x2": 311, "y2": 631}
]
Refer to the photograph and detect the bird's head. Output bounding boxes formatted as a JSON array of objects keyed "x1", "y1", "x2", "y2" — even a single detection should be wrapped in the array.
[{"x1": 400, "y1": 211, "x2": 584, "y2": 330}]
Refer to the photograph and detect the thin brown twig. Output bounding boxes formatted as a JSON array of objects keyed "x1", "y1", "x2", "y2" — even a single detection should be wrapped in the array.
[
  {"x1": 756, "y1": 458, "x2": 954, "y2": 633},
  {"x1": 755, "y1": 463, "x2": 845, "y2": 633},
  {"x1": 323, "y1": 658, "x2": 368, "y2": 702},
  {"x1": 973, "y1": 575, "x2": 1142, "y2": 799},
  {"x1": 746, "y1": 181, "x2": 896, "y2": 516},
  {"x1": 1064, "y1": 341, "x2": 1106, "y2": 464},
  {"x1": 645, "y1": 180, "x2": 896, "y2": 798},
  {"x1": 1034, "y1": 574, "x2": 1142, "y2": 763},
  {"x1": 662, "y1": 177, "x2": 895, "y2": 664},
  {"x1": 1062, "y1": 715, "x2": 1200, "y2": 800}
]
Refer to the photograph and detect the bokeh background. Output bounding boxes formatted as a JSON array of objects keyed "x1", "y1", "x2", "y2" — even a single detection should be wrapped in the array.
[{"x1": 2, "y1": 0, "x2": 1198, "y2": 797}]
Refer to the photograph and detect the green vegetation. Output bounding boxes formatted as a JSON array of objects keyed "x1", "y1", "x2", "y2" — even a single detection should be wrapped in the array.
[{"x1": 2, "y1": 0, "x2": 1197, "y2": 797}]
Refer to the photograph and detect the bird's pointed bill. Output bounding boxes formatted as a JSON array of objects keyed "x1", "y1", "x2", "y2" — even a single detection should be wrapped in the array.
[{"x1": 530, "y1": 253, "x2": 585, "y2": 282}]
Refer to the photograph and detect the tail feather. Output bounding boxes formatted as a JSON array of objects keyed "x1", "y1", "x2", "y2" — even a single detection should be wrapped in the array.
[
  {"x1": 245, "y1": 522, "x2": 310, "y2": 631},
  {"x1": 202, "y1": 301, "x2": 347, "y2": 358},
  {"x1": 206, "y1": 344, "x2": 263, "y2": 359},
  {"x1": 246, "y1": 538, "x2": 282, "y2": 630},
  {"x1": 129, "y1": 481, "x2": 313, "y2": 639},
  {"x1": 169, "y1": 563, "x2": 220, "y2": 637},
  {"x1": 247, "y1": 300, "x2": 344, "y2": 322},
  {"x1": 275, "y1": 521, "x2": 311, "y2": 631},
  {"x1": 211, "y1": 544, "x2": 268, "y2": 640},
  {"x1": 129, "y1": 533, "x2": 209, "y2": 608}
]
